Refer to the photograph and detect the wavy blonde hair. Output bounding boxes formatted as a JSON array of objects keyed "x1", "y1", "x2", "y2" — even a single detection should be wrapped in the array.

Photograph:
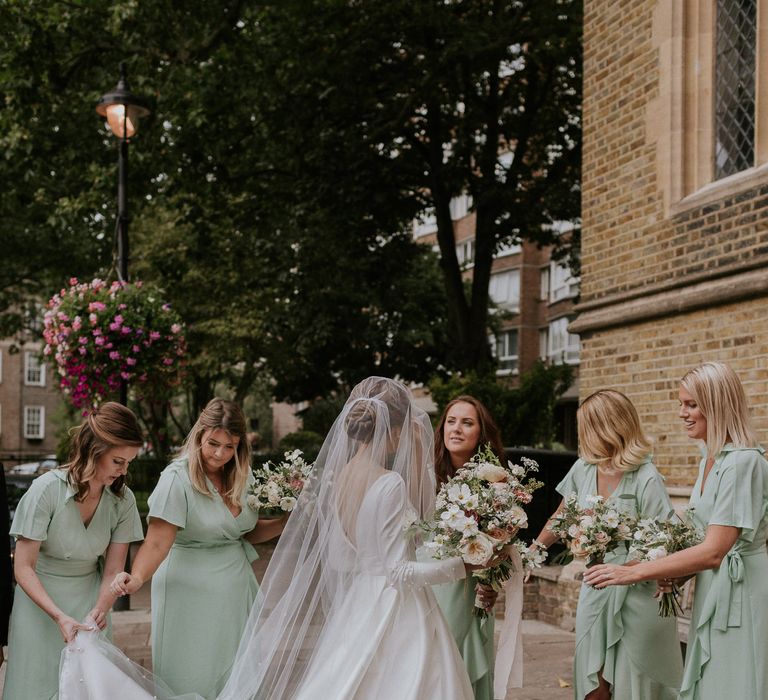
[
  {"x1": 681, "y1": 361, "x2": 758, "y2": 457},
  {"x1": 65, "y1": 402, "x2": 143, "y2": 501},
  {"x1": 180, "y1": 398, "x2": 252, "y2": 508},
  {"x1": 577, "y1": 389, "x2": 652, "y2": 472}
]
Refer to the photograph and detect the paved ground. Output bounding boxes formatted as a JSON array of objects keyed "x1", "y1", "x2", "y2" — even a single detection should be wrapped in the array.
[{"x1": 0, "y1": 612, "x2": 574, "y2": 698}]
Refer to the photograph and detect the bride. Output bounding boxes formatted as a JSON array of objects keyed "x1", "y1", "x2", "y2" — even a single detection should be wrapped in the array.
[{"x1": 60, "y1": 377, "x2": 475, "y2": 700}]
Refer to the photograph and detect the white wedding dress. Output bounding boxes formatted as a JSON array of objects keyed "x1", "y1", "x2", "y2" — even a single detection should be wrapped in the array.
[
  {"x1": 60, "y1": 378, "x2": 475, "y2": 700},
  {"x1": 290, "y1": 471, "x2": 472, "y2": 699}
]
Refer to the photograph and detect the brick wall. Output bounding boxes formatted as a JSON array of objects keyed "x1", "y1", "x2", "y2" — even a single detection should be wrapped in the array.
[
  {"x1": 582, "y1": 0, "x2": 768, "y2": 305},
  {"x1": 578, "y1": 297, "x2": 768, "y2": 485},
  {"x1": 578, "y1": 0, "x2": 768, "y2": 488},
  {"x1": 522, "y1": 564, "x2": 582, "y2": 631}
]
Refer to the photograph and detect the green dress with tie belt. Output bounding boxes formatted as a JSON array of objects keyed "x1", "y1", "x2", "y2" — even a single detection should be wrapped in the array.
[
  {"x1": 680, "y1": 445, "x2": 768, "y2": 700},
  {"x1": 2, "y1": 469, "x2": 143, "y2": 700},
  {"x1": 148, "y1": 459, "x2": 260, "y2": 700},
  {"x1": 557, "y1": 459, "x2": 684, "y2": 700}
]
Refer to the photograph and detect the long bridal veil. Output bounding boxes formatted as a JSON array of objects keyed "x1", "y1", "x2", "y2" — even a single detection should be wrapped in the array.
[
  {"x1": 59, "y1": 377, "x2": 449, "y2": 700},
  {"x1": 218, "y1": 376, "x2": 437, "y2": 700}
]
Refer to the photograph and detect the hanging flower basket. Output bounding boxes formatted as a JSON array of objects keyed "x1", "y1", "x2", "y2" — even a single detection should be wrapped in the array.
[{"x1": 43, "y1": 278, "x2": 187, "y2": 410}]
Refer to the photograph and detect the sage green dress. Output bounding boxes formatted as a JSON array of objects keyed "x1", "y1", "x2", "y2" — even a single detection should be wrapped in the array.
[
  {"x1": 433, "y1": 576, "x2": 495, "y2": 700},
  {"x1": 680, "y1": 445, "x2": 768, "y2": 700},
  {"x1": 2, "y1": 469, "x2": 143, "y2": 700},
  {"x1": 148, "y1": 459, "x2": 260, "y2": 699},
  {"x1": 557, "y1": 459, "x2": 683, "y2": 700}
]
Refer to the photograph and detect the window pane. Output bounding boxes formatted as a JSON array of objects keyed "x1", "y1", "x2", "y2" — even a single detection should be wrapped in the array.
[
  {"x1": 25, "y1": 351, "x2": 45, "y2": 386},
  {"x1": 489, "y1": 270, "x2": 520, "y2": 309},
  {"x1": 715, "y1": 0, "x2": 756, "y2": 179},
  {"x1": 24, "y1": 406, "x2": 44, "y2": 439}
]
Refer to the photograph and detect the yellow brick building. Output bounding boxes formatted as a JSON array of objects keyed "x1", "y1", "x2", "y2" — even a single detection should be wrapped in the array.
[{"x1": 572, "y1": 0, "x2": 768, "y2": 492}]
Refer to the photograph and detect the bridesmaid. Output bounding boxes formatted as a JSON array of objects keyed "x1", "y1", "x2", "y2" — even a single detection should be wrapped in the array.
[
  {"x1": 2, "y1": 403, "x2": 144, "y2": 700},
  {"x1": 585, "y1": 363, "x2": 768, "y2": 700},
  {"x1": 432, "y1": 395, "x2": 506, "y2": 700},
  {"x1": 111, "y1": 398, "x2": 286, "y2": 699},
  {"x1": 531, "y1": 389, "x2": 683, "y2": 700}
]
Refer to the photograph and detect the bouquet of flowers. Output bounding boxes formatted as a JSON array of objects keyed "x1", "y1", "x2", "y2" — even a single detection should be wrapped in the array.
[
  {"x1": 548, "y1": 493, "x2": 635, "y2": 567},
  {"x1": 247, "y1": 449, "x2": 314, "y2": 517},
  {"x1": 628, "y1": 510, "x2": 702, "y2": 616},
  {"x1": 515, "y1": 539, "x2": 549, "y2": 572},
  {"x1": 43, "y1": 278, "x2": 186, "y2": 410},
  {"x1": 420, "y1": 444, "x2": 543, "y2": 618}
]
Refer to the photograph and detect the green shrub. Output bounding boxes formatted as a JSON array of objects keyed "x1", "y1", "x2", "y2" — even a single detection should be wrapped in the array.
[{"x1": 278, "y1": 430, "x2": 324, "y2": 462}]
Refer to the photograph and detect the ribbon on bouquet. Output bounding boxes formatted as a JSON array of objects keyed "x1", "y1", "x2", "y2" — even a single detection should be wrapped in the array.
[{"x1": 493, "y1": 545, "x2": 524, "y2": 698}]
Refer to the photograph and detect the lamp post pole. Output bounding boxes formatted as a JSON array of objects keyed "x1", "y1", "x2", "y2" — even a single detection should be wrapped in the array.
[{"x1": 97, "y1": 63, "x2": 150, "y2": 611}]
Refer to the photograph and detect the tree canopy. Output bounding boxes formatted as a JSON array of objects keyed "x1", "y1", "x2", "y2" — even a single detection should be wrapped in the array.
[{"x1": 1, "y1": 0, "x2": 581, "y2": 411}]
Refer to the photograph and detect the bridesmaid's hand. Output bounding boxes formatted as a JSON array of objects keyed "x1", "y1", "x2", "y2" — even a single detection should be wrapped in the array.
[
  {"x1": 56, "y1": 614, "x2": 93, "y2": 643},
  {"x1": 475, "y1": 583, "x2": 498, "y2": 609},
  {"x1": 582, "y1": 563, "x2": 641, "y2": 588},
  {"x1": 87, "y1": 607, "x2": 108, "y2": 630},
  {"x1": 110, "y1": 571, "x2": 143, "y2": 596}
]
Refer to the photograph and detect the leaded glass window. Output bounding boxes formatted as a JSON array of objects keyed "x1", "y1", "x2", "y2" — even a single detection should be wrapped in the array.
[{"x1": 714, "y1": 0, "x2": 757, "y2": 179}]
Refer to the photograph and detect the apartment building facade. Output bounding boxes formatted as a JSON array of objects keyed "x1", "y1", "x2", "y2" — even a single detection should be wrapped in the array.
[
  {"x1": 0, "y1": 340, "x2": 61, "y2": 465},
  {"x1": 414, "y1": 194, "x2": 581, "y2": 448}
]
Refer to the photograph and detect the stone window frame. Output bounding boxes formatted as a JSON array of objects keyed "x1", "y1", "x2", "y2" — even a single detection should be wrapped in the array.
[{"x1": 651, "y1": 0, "x2": 768, "y2": 216}]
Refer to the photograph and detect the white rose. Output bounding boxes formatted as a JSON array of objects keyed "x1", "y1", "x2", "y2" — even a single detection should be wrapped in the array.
[
  {"x1": 579, "y1": 515, "x2": 595, "y2": 529},
  {"x1": 460, "y1": 533, "x2": 496, "y2": 566},
  {"x1": 647, "y1": 546, "x2": 668, "y2": 560},
  {"x1": 507, "y1": 505, "x2": 528, "y2": 528},
  {"x1": 475, "y1": 463, "x2": 509, "y2": 483},
  {"x1": 567, "y1": 524, "x2": 582, "y2": 538},
  {"x1": 279, "y1": 496, "x2": 297, "y2": 512},
  {"x1": 246, "y1": 494, "x2": 259, "y2": 510}
]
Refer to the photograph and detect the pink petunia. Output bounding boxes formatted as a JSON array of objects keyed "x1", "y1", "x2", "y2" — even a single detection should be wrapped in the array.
[
  {"x1": 109, "y1": 351, "x2": 121, "y2": 360},
  {"x1": 88, "y1": 301, "x2": 106, "y2": 312},
  {"x1": 149, "y1": 331, "x2": 161, "y2": 341}
]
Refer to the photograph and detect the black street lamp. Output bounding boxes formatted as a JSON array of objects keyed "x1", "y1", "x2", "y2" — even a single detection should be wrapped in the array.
[
  {"x1": 96, "y1": 64, "x2": 150, "y2": 612},
  {"x1": 96, "y1": 62, "x2": 150, "y2": 284}
]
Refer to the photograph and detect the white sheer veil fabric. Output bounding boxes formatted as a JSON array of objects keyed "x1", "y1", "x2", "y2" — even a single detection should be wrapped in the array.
[{"x1": 218, "y1": 376, "x2": 454, "y2": 700}]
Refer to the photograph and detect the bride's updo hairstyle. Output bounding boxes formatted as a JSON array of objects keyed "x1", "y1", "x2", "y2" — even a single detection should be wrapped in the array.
[
  {"x1": 345, "y1": 402, "x2": 378, "y2": 443},
  {"x1": 65, "y1": 402, "x2": 143, "y2": 501},
  {"x1": 344, "y1": 378, "x2": 409, "y2": 443}
]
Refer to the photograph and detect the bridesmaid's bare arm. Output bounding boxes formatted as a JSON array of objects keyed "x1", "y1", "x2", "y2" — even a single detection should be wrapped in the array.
[{"x1": 110, "y1": 519, "x2": 177, "y2": 595}]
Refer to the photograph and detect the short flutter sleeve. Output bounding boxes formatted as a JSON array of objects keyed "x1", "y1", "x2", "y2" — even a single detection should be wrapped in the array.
[
  {"x1": 636, "y1": 465, "x2": 675, "y2": 521},
  {"x1": 708, "y1": 449, "x2": 767, "y2": 543},
  {"x1": 556, "y1": 459, "x2": 585, "y2": 499},
  {"x1": 148, "y1": 465, "x2": 189, "y2": 529},
  {"x1": 110, "y1": 488, "x2": 145, "y2": 543},
  {"x1": 9, "y1": 474, "x2": 58, "y2": 541}
]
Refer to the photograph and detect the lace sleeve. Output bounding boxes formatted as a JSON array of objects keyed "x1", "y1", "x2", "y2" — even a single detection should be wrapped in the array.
[{"x1": 387, "y1": 556, "x2": 465, "y2": 589}]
